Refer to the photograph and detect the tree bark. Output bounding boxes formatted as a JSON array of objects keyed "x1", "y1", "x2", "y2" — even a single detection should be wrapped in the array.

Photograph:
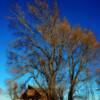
[
  {"x1": 68, "y1": 85, "x2": 74, "y2": 100},
  {"x1": 60, "y1": 96, "x2": 63, "y2": 100}
]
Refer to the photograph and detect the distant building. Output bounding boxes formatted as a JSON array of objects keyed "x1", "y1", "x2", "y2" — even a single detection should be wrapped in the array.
[{"x1": 20, "y1": 85, "x2": 47, "y2": 100}]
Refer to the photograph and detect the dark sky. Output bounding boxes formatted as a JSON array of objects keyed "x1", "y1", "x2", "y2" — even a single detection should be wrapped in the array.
[
  {"x1": 59, "y1": 0, "x2": 100, "y2": 41},
  {"x1": 0, "y1": 0, "x2": 100, "y2": 92}
]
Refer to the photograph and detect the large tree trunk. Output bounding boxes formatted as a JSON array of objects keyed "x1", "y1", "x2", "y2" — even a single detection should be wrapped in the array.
[
  {"x1": 68, "y1": 90, "x2": 73, "y2": 100},
  {"x1": 48, "y1": 74, "x2": 58, "y2": 100},
  {"x1": 60, "y1": 96, "x2": 63, "y2": 100},
  {"x1": 47, "y1": 93, "x2": 58, "y2": 100},
  {"x1": 68, "y1": 85, "x2": 74, "y2": 100}
]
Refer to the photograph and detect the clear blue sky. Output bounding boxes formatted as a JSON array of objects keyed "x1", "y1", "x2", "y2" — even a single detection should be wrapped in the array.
[{"x1": 0, "y1": 0, "x2": 100, "y2": 99}]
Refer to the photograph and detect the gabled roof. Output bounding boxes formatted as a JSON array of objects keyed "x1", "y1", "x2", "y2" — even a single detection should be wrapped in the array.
[{"x1": 20, "y1": 85, "x2": 46, "y2": 100}]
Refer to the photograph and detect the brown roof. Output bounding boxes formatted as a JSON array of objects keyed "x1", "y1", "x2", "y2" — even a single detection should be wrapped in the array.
[{"x1": 20, "y1": 85, "x2": 47, "y2": 100}]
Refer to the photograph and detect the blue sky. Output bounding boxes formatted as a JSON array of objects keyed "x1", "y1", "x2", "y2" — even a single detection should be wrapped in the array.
[{"x1": 0, "y1": 0, "x2": 100, "y2": 99}]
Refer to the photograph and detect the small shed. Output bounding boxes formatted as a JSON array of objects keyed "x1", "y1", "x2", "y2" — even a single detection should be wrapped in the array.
[{"x1": 20, "y1": 85, "x2": 47, "y2": 100}]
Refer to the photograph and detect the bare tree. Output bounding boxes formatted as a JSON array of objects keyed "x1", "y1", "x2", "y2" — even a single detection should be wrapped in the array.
[
  {"x1": 7, "y1": 0, "x2": 100, "y2": 100},
  {"x1": 6, "y1": 80, "x2": 19, "y2": 100},
  {"x1": 7, "y1": 0, "x2": 67, "y2": 99}
]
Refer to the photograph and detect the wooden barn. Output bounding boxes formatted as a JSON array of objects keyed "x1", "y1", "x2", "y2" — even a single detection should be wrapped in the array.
[{"x1": 20, "y1": 85, "x2": 47, "y2": 100}]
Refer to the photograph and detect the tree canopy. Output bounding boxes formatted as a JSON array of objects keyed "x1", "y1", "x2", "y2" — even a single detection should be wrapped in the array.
[{"x1": 7, "y1": 0, "x2": 100, "y2": 100}]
